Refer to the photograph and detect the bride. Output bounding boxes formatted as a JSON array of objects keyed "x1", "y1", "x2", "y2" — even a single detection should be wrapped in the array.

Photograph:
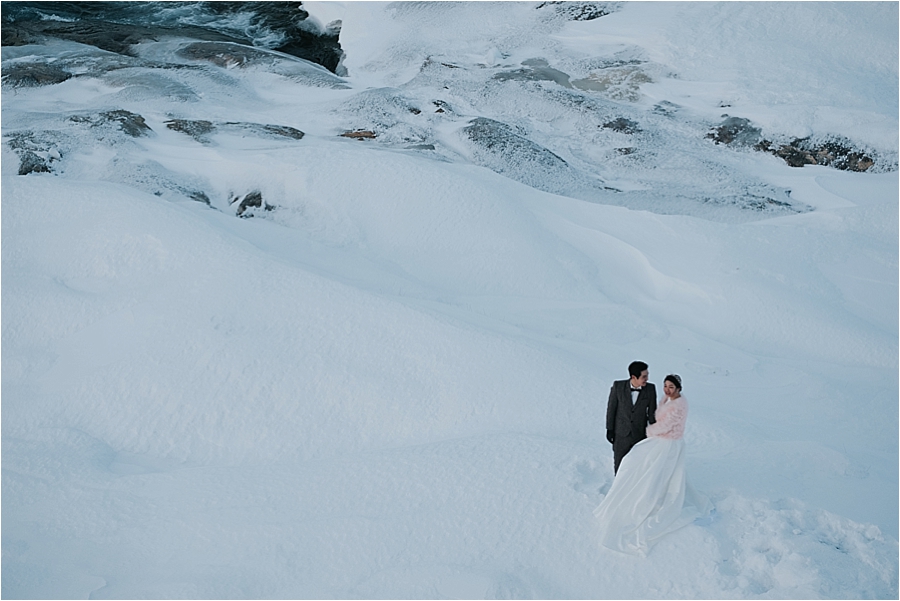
[{"x1": 593, "y1": 374, "x2": 711, "y2": 556}]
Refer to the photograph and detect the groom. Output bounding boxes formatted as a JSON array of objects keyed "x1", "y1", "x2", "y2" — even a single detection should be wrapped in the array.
[{"x1": 606, "y1": 361, "x2": 657, "y2": 474}]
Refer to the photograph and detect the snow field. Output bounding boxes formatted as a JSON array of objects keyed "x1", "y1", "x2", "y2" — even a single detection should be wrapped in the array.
[{"x1": 4, "y1": 148, "x2": 897, "y2": 597}]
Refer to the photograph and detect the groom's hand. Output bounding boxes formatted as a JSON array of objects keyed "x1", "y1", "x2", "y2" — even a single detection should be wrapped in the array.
[{"x1": 606, "y1": 430, "x2": 615, "y2": 444}]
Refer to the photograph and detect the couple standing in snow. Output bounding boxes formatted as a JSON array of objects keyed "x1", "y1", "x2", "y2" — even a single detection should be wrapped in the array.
[{"x1": 593, "y1": 361, "x2": 711, "y2": 556}]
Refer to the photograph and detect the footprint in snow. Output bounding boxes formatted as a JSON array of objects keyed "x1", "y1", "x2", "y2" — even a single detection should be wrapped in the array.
[{"x1": 571, "y1": 459, "x2": 611, "y2": 496}]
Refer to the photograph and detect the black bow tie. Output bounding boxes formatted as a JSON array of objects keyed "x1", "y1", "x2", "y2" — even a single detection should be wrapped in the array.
[{"x1": 631, "y1": 387, "x2": 642, "y2": 392}]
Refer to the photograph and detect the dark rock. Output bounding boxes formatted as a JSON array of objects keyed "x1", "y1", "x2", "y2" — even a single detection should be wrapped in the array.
[
  {"x1": 248, "y1": 2, "x2": 344, "y2": 74},
  {"x1": 100, "y1": 109, "x2": 152, "y2": 137},
  {"x1": 652, "y1": 101, "x2": 679, "y2": 117},
  {"x1": 193, "y1": 2, "x2": 344, "y2": 74},
  {"x1": 421, "y1": 57, "x2": 461, "y2": 70},
  {"x1": 17, "y1": 151, "x2": 52, "y2": 175},
  {"x1": 256, "y1": 124, "x2": 304, "y2": 140},
  {"x1": 176, "y1": 41, "x2": 350, "y2": 90},
  {"x1": 692, "y1": 185, "x2": 804, "y2": 215},
  {"x1": 773, "y1": 138, "x2": 875, "y2": 172},
  {"x1": 5, "y1": 131, "x2": 64, "y2": 175},
  {"x1": 340, "y1": 130, "x2": 376, "y2": 140},
  {"x1": 70, "y1": 109, "x2": 152, "y2": 137},
  {"x1": 165, "y1": 119, "x2": 216, "y2": 143},
  {"x1": 231, "y1": 190, "x2": 273, "y2": 217},
  {"x1": 805, "y1": 138, "x2": 875, "y2": 172},
  {"x1": 1, "y1": 23, "x2": 30, "y2": 47},
  {"x1": 602, "y1": 117, "x2": 641, "y2": 134},
  {"x1": 225, "y1": 122, "x2": 306, "y2": 140},
  {"x1": 493, "y1": 58, "x2": 572, "y2": 89},
  {"x1": 738, "y1": 192, "x2": 794, "y2": 211},
  {"x1": 537, "y1": 1, "x2": 616, "y2": 21},
  {"x1": 1, "y1": 62, "x2": 72, "y2": 87},
  {"x1": 707, "y1": 116, "x2": 762, "y2": 146},
  {"x1": 433, "y1": 100, "x2": 452, "y2": 113},
  {"x1": 174, "y1": 41, "x2": 351, "y2": 88},
  {"x1": 771, "y1": 143, "x2": 817, "y2": 168},
  {"x1": 13, "y1": 51, "x2": 151, "y2": 85},
  {"x1": 159, "y1": 184, "x2": 213, "y2": 205},
  {"x1": 223, "y1": 122, "x2": 305, "y2": 140},
  {"x1": 464, "y1": 117, "x2": 567, "y2": 169},
  {"x1": 177, "y1": 42, "x2": 276, "y2": 68},
  {"x1": 189, "y1": 190, "x2": 211, "y2": 206},
  {"x1": 166, "y1": 119, "x2": 305, "y2": 144},
  {"x1": 461, "y1": 117, "x2": 577, "y2": 195},
  {"x1": 175, "y1": 2, "x2": 344, "y2": 73},
  {"x1": 707, "y1": 115, "x2": 877, "y2": 172},
  {"x1": 755, "y1": 136, "x2": 875, "y2": 172},
  {"x1": 2, "y1": 18, "x2": 245, "y2": 56},
  {"x1": 2, "y1": 2, "x2": 345, "y2": 74}
]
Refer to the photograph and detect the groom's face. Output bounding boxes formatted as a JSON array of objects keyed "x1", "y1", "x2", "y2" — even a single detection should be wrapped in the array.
[{"x1": 630, "y1": 370, "x2": 649, "y2": 388}]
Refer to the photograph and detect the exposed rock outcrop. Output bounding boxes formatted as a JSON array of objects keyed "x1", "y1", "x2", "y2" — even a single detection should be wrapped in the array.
[
  {"x1": 6, "y1": 130, "x2": 65, "y2": 175},
  {"x1": 165, "y1": 120, "x2": 304, "y2": 144},
  {"x1": 340, "y1": 130, "x2": 376, "y2": 140},
  {"x1": 1, "y1": 62, "x2": 72, "y2": 87},
  {"x1": 708, "y1": 116, "x2": 879, "y2": 172},
  {"x1": 177, "y1": 42, "x2": 281, "y2": 69},
  {"x1": 462, "y1": 117, "x2": 580, "y2": 194},
  {"x1": 2, "y1": 18, "x2": 245, "y2": 56},
  {"x1": 602, "y1": 117, "x2": 641, "y2": 135},
  {"x1": 706, "y1": 116, "x2": 762, "y2": 146},
  {"x1": 174, "y1": 41, "x2": 349, "y2": 88},
  {"x1": 6, "y1": 130, "x2": 64, "y2": 175},
  {"x1": 69, "y1": 110, "x2": 153, "y2": 138},
  {"x1": 231, "y1": 191, "x2": 273, "y2": 217},
  {"x1": 494, "y1": 58, "x2": 572, "y2": 89},
  {"x1": 1, "y1": 1, "x2": 345, "y2": 74},
  {"x1": 756, "y1": 138, "x2": 875, "y2": 172},
  {"x1": 165, "y1": 120, "x2": 217, "y2": 144},
  {"x1": 537, "y1": 1, "x2": 618, "y2": 21},
  {"x1": 464, "y1": 117, "x2": 568, "y2": 171}
]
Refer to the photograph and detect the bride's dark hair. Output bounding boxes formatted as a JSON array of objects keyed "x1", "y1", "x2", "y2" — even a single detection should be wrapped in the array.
[{"x1": 664, "y1": 374, "x2": 682, "y2": 390}]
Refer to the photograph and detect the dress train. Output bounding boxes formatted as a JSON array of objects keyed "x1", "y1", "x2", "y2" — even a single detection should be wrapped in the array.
[{"x1": 593, "y1": 436, "x2": 711, "y2": 555}]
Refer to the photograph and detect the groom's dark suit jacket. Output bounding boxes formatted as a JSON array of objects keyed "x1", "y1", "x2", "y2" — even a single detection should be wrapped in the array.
[{"x1": 606, "y1": 380, "x2": 657, "y2": 473}]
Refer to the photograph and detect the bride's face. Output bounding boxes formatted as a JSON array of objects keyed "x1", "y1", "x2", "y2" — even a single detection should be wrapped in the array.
[{"x1": 664, "y1": 380, "x2": 680, "y2": 398}]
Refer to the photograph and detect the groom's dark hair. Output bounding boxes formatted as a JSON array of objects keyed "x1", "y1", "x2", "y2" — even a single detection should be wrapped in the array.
[{"x1": 628, "y1": 361, "x2": 648, "y2": 378}]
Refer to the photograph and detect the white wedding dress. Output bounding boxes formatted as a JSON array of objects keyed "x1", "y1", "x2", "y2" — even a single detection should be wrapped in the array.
[{"x1": 593, "y1": 395, "x2": 711, "y2": 556}]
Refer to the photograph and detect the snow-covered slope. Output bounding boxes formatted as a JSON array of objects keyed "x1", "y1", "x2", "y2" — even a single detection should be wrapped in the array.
[{"x1": 2, "y1": 2, "x2": 897, "y2": 598}]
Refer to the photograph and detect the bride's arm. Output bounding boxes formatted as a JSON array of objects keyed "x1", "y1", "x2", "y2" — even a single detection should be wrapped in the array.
[{"x1": 646, "y1": 399, "x2": 687, "y2": 439}]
